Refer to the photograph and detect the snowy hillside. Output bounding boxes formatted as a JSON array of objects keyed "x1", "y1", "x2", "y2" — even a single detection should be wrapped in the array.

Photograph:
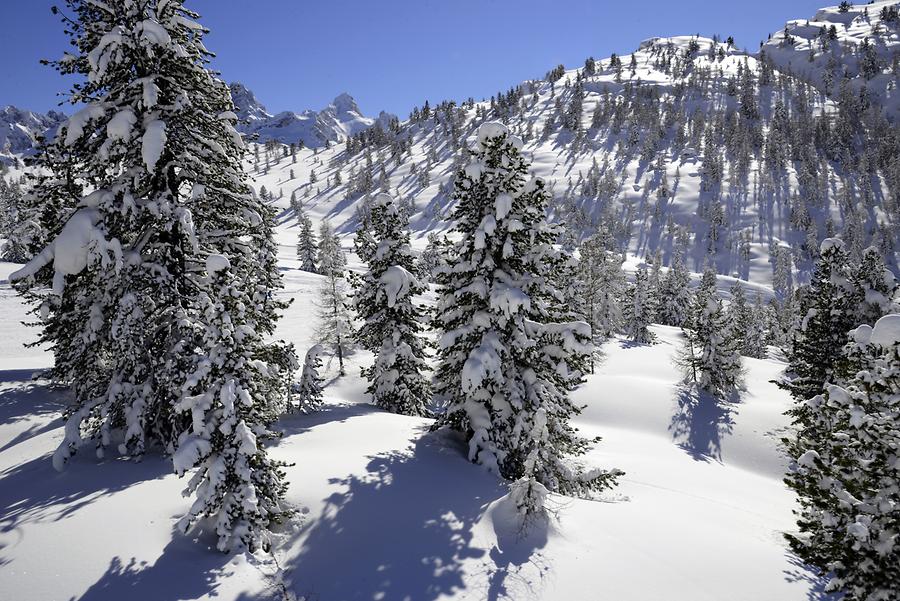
[
  {"x1": 229, "y1": 82, "x2": 397, "y2": 148},
  {"x1": 764, "y1": 0, "x2": 900, "y2": 119},
  {"x1": 245, "y1": 28, "x2": 899, "y2": 295}
]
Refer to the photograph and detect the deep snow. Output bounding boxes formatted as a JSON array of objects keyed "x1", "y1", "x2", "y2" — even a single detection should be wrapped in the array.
[{"x1": 0, "y1": 244, "x2": 834, "y2": 600}]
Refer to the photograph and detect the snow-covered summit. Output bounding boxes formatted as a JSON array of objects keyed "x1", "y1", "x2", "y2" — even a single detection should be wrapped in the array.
[
  {"x1": 228, "y1": 82, "x2": 270, "y2": 123},
  {"x1": 0, "y1": 105, "x2": 66, "y2": 159},
  {"x1": 228, "y1": 83, "x2": 396, "y2": 148}
]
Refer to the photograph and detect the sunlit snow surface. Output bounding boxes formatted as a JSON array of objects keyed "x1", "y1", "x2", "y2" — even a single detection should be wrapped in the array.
[{"x1": 0, "y1": 248, "x2": 833, "y2": 600}]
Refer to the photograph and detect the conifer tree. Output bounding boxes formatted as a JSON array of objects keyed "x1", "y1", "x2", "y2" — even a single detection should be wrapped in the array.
[
  {"x1": 353, "y1": 193, "x2": 431, "y2": 416},
  {"x1": 316, "y1": 222, "x2": 352, "y2": 375},
  {"x1": 296, "y1": 210, "x2": 318, "y2": 273},
  {"x1": 779, "y1": 239, "x2": 857, "y2": 403},
  {"x1": 624, "y1": 265, "x2": 656, "y2": 343},
  {"x1": 0, "y1": 177, "x2": 30, "y2": 262},
  {"x1": 657, "y1": 250, "x2": 691, "y2": 327},
  {"x1": 576, "y1": 229, "x2": 624, "y2": 345},
  {"x1": 8, "y1": 0, "x2": 295, "y2": 552},
  {"x1": 433, "y1": 122, "x2": 621, "y2": 519},
  {"x1": 295, "y1": 344, "x2": 324, "y2": 414},
  {"x1": 849, "y1": 246, "x2": 898, "y2": 326},
  {"x1": 679, "y1": 271, "x2": 742, "y2": 397},
  {"x1": 743, "y1": 291, "x2": 769, "y2": 359},
  {"x1": 784, "y1": 314, "x2": 900, "y2": 601},
  {"x1": 726, "y1": 283, "x2": 752, "y2": 354}
]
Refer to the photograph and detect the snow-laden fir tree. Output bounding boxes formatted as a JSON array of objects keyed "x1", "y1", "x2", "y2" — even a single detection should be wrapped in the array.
[
  {"x1": 850, "y1": 246, "x2": 898, "y2": 326},
  {"x1": 779, "y1": 239, "x2": 857, "y2": 403},
  {"x1": 296, "y1": 209, "x2": 318, "y2": 273},
  {"x1": 743, "y1": 291, "x2": 769, "y2": 359},
  {"x1": 417, "y1": 231, "x2": 450, "y2": 282},
  {"x1": 679, "y1": 275, "x2": 743, "y2": 397},
  {"x1": 0, "y1": 176, "x2": 30, "y2": 262},
  {"x1": 784, "y1": 314, "x2": 900, "y2": 601},
  {"x1": 315, "y1": 222, "x2": 352, "y2": 375},
  {"x1": 353, "y1": 193, "x2": 431, "y2": 416},
  {"x1": 433, "y1": 122, "x2": 621, "y2": 518},
  {"x1": 657, "y1": 250, "x2": 691, "y2": 327},
  {"x1": 295, "y1": 344, "x2": 324, "y2": 414},
  {"x1": 726, "y1": 283, "x2": 752, "y2": 355},
  {"x1": 576, "y1": 228, "x2": 625, "y2": 347},
  {"x1": 8, "y1": 0, "x2": 295, "y2": 552},
  {"x1": 624, "y1": 264, "x2": 656, "y2": 344}
]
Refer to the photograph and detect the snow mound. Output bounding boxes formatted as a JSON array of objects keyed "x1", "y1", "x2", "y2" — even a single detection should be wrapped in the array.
[
  {"x1": 206, "y1": 253, "x2": 231, "y2": 274},
  {"x1": 870, "y1": 314, "x2": 900, "y2": 347}
]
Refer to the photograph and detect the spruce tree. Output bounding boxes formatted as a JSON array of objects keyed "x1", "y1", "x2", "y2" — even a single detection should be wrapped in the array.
[
  {"x1": 353, "y1": 193, "x2": 431, "y2": 416},
  {"x1": 576, "y1": 229, "x2": 624, "y2": 345},
  {"x1": 784, "y1": 315, "x2": 900, "y2": 601},
  {"x1": 657, "y1": 250, "x2": 691, "y2": 327},
  {"x1": 296, "y1": 210, "x2": 318, "y2": 273},
  {"x1": 743, "y1": 292, "x2": 769, "y2": 359},
  {"x1": 9, "y1": 0, "x2": 295, "y2": 552},
  {"x1": 779, "y1": 239, "x2": 857, "y2": 403},
  {"x1": 726, "y1": 283, "x2": 752, "y2": 354},
  {"x1": 849, "y1": 246, "x2": 898, "y2": 326},
  {"x1": 0, "y1": 177, "x2": 31, "y2": 262},
  {"x1": 433, "y1": 122, "x2": 620, "y2": 519},
  {"x1": 295, "y1": 344, "x2": 324, "y2": 414},
  {"x1": 679, "y1": 273, "x2": 743, "y2": 397},
  {"x1": 624, "y1": 265, "x2": 655, "y2": 343},
  {"x1": 315, "y1": 222, "x2": 352, "y2": 375}
]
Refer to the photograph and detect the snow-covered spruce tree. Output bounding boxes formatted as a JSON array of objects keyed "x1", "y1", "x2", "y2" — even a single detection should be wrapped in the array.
[
  {"x1": 576, "y1": 229, "x2": 624, "y2": 345},
  {"x1": 679, "y1": 277, "x2": 743, "y2": 397},
  {"x1": 295, "y1": 344, "x2": 324, "y2": 414},
  {"x1": 850, "y1": 246, "x2": 898, "y2": 327},
  {"x1": 296, "y1": 209, "x2": 318, "y2": 273},
  {"x1": 784, "y1": 314, "x2": 900, "y2": 601},
  {"x1": 0, "y1": 176, "x2": 32, "y2": 262},
  {"x1": 433, "y1": 122, "x2": 621, "y2": 518},
  {"x1": 726, "y1": 283, "x2": 752, "y2": 355},
  {"x1": 9, "y1": 0, "x2": 295, "y2": 552},
  {"x1": 353, "y1": 193, "x2": 431, "y2": 416},
  {"x1": 624, "y1": 265, "x2": 656, "y2": 344},
  {"x1": 315, "y1": 223, "x2": 352, "y2": 375},
  {"x1": 657, "y1": 250, "x2": 691, "y2": 327},
  {"x1": 743, "y1": 291, "x2": 769, "y2": 359},
  {"x1": 779, "y1": 238, "x2": 857, "y2": 404}
]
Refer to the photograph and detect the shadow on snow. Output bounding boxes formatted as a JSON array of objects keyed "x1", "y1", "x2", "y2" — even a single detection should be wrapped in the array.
[
  {"x1": 273, "y1": 427, "x2": 549, "y2": 601},
  {"x1": 667, "y1": 385, "x2": 737, "y2": 463}
]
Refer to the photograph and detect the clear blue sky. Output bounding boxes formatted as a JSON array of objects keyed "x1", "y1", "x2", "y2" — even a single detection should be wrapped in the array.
[{"x1": 2, "y1": 0, "x2": 827, "y2": 117}]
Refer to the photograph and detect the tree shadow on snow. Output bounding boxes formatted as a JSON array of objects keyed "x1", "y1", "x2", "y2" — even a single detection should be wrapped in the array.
[
  {"x1": 276, "y1": 401, "x2": 382, "y2": 437},
  {"x1": 0, "y1": 368, "x2": 67, "y2": 423},
  {"x1": 269, "y1": 427, "x2": 550, "y2": 601},
  {"x1": 72, "y1": 525, "x2": 238, "y2": 601},
  {"x1": 0, "y1": 452, "x2": 172, "y2": 564},
  {"x1": 667, "y1": 385, "x2": 737, "y2": 463},
  {"x1": 782, "y1": 551, "x2": 842, "y2": 601}
]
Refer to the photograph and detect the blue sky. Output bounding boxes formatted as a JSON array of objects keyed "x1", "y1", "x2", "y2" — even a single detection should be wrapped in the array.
[{"x1": 2, "y1": 0, "x2": 827, "y2": 117}]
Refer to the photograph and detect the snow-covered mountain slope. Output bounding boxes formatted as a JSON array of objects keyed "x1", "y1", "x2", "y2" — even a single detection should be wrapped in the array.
[
  {"x1": 0, "y1": 105, "x2": 65, "y2": 163},
  {"x1": 247, "y1": 28, "x2": 899, "y2": 295},
  {"x1": 229, "y1": 82, "x2": 397, "y2": 148},
  {"x1": 0, "y1": 249, "x2": 833, "y2": 600},
  {"x1": 764, "y1": 0, "x2": 900, "y2": 119}
]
